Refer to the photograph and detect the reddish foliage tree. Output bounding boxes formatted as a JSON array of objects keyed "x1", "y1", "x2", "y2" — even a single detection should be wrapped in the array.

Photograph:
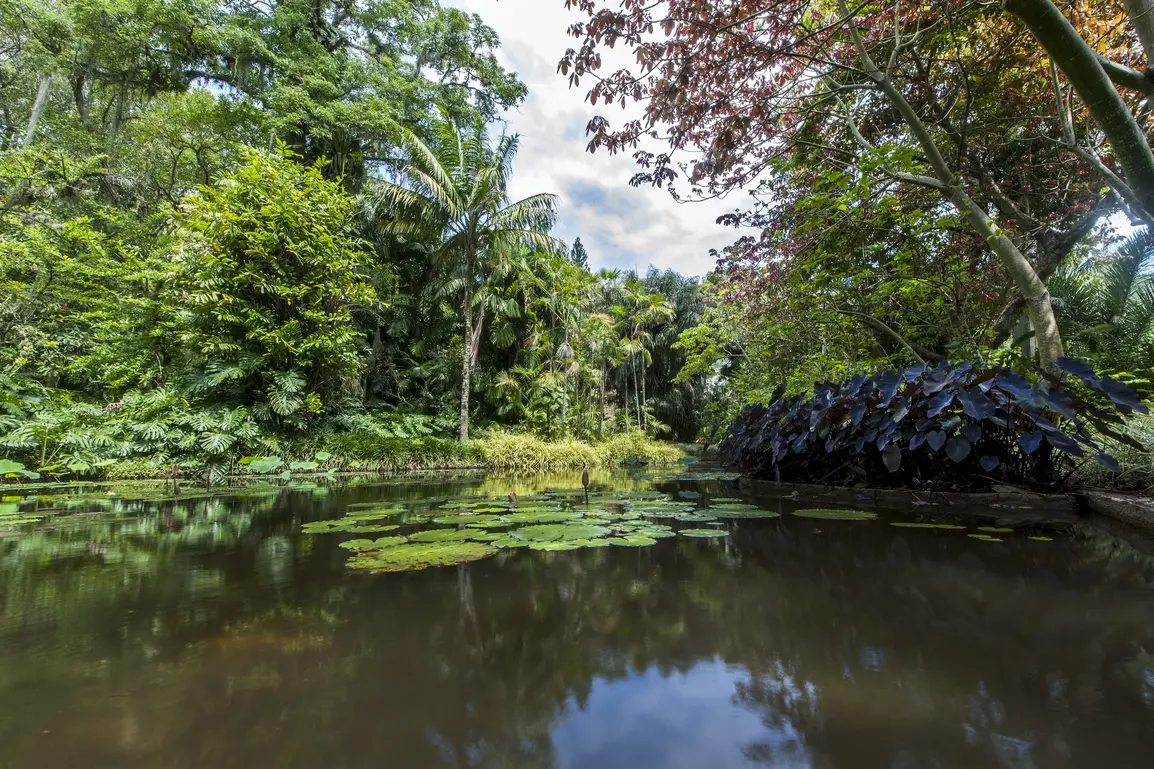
[{"x1": 558, "y1": 0, "x2": 1154, "y2": 362}]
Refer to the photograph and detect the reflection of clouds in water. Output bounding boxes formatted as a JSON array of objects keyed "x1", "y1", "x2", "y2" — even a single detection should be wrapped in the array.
[
  {"x1": 963, "y1": 682, "x2": 1037, "y2": 769},
  {"x1": 552, "y1": 658, "x2": 813, "y2": 769}
]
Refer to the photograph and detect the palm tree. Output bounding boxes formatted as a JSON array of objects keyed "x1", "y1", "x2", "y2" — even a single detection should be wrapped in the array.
[
  {"x1": 1050, "y1": 229, "x2": 1154, "y2": 380},
  {"x1": 370, "y1": 115, "x2": 559, "y2": 440}
]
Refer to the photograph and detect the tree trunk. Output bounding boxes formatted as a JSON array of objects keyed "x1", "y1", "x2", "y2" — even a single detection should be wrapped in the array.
[
  {"x1": 22, "y1": 75, "x2": 51, "y2": 147},
  {"x1": 470, "y1": 301, "x2": 484, "y2": 368},
  {"x1": 560, "y1": 375, "x2": 568, "y2": 440},
  {"x1": 458, "y1": 253, "x2": 476, "y2": 442},
  {"x1": 633, "y1": 358, "x2": 642, "y2": 431},
  {"x1": 622, "y1": 369, "x2": 629, "y2": 432},
  {"x1": 598, "y1": 369, "x2": 606, "y2": 438},
  {"x1": 639, "y1": 358, "x2": 648, "y2": 430},
  {"x1": 1004, "y1": 0, "x2": 1154, "y2": 219}
]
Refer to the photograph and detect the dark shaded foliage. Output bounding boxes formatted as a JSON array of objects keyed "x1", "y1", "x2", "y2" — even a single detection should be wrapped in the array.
[{"x1": 719, "y1": 359, "x2": 1148, "y2": 491}]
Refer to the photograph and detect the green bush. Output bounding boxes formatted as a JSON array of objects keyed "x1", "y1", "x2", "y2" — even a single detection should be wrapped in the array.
[{"x1": 170, "y1": 148, "x2": 375, "y2": 424}]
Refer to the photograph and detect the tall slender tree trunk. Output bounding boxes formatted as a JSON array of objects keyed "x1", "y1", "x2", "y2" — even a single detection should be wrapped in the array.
[
  {"x1": 598, "y1": 369, "x2": 606, "y2": 438},
  {"x1": 560, "y1": 376, "x2": 568, "y2": 440},
  {"x1": 622, "y1": 368, "x2": 629, "y2": 432},
  {"x1": 458, "y1": 252, "x2": 476, "y2": 442},
  {"x1": 22, "y1": 75, "x2": 51, "y2": 147},
  {"x1": 633, "y1": 357, "x2": 642, "y2": 431},
  {"x1": 639, "y1": 358, "x2": 648, "y2": 430}
]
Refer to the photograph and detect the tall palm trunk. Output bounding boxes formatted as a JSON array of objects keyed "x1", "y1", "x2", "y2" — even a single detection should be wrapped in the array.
[
  {"x1": 622, "y1": 367, "x2": 630, "y2": 431},
  {"x1": 560, "y1": 377, "x2": 568, "y2": 439},
  {"x1": 633, "y1": 357, "x2": 642, "y2": 431},
  {"x1": 598, "y1": 369, "x2": 606, "y2": 438},
  {"x1": 458, "y1": 251, "x2": 477, "y2": 441},
  {"x1": 639, "y1": 358, "x2": 648, "y2": 430}
]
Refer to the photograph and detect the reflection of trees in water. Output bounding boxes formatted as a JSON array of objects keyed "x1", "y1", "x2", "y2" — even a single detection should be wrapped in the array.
[
  {"x1": 715, "y1": 522, "x2": 1154, "y2": 768},
  {"x1": 2, "y1": 486, "x2": 1154, "y2": 769}
]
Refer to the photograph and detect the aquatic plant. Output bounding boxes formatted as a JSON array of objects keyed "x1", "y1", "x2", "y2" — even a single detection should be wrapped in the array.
[
  {"x1": 792, "y1": 509, "x2": 879, "y2": 521},
  {"x1": 720, "y1": 359, "x2": 1149, "y2": 491},
  {"x1": 295, "y1": 484, "x2": 806, "y2": 572}
]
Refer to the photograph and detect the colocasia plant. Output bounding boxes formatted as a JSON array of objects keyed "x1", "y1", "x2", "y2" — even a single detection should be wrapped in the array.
[{"x1": 720, "y1": 359, "x2": 1148, "y2": 491}]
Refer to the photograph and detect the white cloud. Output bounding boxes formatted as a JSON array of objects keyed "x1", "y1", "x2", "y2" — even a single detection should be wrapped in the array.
[{"x1": 445, "y1": 0, "x2": 736, "y2": 276}]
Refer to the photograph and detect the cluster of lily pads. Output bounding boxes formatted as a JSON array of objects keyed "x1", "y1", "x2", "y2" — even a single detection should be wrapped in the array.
[
  {"x1": 789, "y1": 507, "x2": 1055, "y2": 541},
  {"x1": 300, "y1": 490, "x2": 766, "y2": 572}
]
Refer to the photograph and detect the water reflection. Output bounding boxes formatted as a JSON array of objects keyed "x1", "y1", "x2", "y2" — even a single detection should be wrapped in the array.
[{"x1": 1, "y1": 472, "x2": 1153, "y2": 769}]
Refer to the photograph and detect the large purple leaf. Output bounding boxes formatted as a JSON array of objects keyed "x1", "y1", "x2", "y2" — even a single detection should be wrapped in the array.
[{"x1": 945, "y1": 437, "x2": 972, "y2": 463}]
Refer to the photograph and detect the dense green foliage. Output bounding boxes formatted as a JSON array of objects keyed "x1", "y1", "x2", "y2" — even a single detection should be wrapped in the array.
[{"x1": 0, "y1": 1, "x2": 704, "y2": 479}]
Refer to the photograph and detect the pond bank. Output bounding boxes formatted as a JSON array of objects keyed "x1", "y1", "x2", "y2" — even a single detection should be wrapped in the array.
[
  {"x1": 3, "y1": 433, "x2": 687, "y2": 483},
  {"x1": 1083, "y1": 491, "x2": 1154, "y2": 536},
  {"x1": 739, "y1": 478, "x2": 1154, "y2": 539}
]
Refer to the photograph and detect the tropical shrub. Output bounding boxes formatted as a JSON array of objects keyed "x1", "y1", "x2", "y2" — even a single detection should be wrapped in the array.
[
  {"x1": 720, "y1": 359, "x2": 1148, "y2": 491},
  {"x1": 1051, "y1": 229, "x2": 1154, "y2": 386},
  {"x1": 170, "y1": 149, "x2": 375, "y2": 424}
]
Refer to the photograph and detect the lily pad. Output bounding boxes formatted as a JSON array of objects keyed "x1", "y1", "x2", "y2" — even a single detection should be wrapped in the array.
[
  {"x1": 303, "y1": 519, "x2": 400, "y2": 534},
  {"x1": 609, "y1": 535, "x2": 658, "y2": 546},
  {"x1": 510, "y1": 523, "x2": 612, "y2": 542},
  {"x1": 711, "y1": 497, "x2": 743, "y2": 503},
  {"x1": 346, "y1": 541, "x2": 497, "y2": 572},
  {"x1": 528, "y1": 540, "x2": 584, "y2": 551},
  {"x1": 977, "y1": 526, "x2": 1013, "y2": 533},
  {"x1": 890, "y1": 522, "x2": 967, "y2": 530},
  {"x1": 968, "y1": 534, "x2": 1003, "y2": 542},
  {"x1": 679, "y1": 528, "x2": 729, "y2": 538},
  {"x1": 434, "y1": 514, "x2": 505, "y2": 525},
  {"x1": 338, "y1": 538, "x2": 378, "y2": 550},
  {"x1": 491, "y1": 536, "x2": 532, "y2": 549},
  {"x1": 792, "y1": 509, "x2": 877, "y2": 521},
  {"x1": 408, "y1": 528, "x2": 479, "y2": 542},
  {"x1": 1028, "y1": 535, "x2": 1054, "y2": 542},
  {"x1": 504, "y1": 511, "x2": 579, "y2": 524},
  {"x1": 711, "y1": 509, "x2": 781, "y2": 519}
]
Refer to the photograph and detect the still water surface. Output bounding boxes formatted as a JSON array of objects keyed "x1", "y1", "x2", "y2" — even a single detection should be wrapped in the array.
[{"x1": 2, "y1": 469, "x2": 1154, "y2": 769}]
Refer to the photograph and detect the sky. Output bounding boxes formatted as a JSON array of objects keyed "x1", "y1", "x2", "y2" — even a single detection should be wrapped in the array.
[{"x1": 445, "y1": 0, "x2": 736, "y2": 277}]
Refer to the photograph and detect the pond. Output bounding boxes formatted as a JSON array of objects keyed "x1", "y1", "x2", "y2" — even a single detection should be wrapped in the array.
[{"x1": 2, "y1": 467, "x2": 1154, "y2": 769}]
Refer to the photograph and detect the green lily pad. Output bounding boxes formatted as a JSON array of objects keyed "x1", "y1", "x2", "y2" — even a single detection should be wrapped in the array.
[
  {"x1": 303, "y1": 518, "x2": 403, "y2": 533},
  {"x1": 679, "y1": 528, "x2": 729, "y2": 538},
  {"x1": 711, "y1": 497, "x2": 743, "y2": 503},
  {"x1": 968, "y1": 534, "x2": 1003, "y2": 542},
  {"x1": 711, "y1": 509, "x2": 781, "y2": 519},
  {"x1": 511, "y1": 523, "x2": 612, "y2": 542},
  {"x1": 792, "y1": 509, "x2": 877, "y2": 521},
  {"x1": 346, "y1": 507, "x2": 406, "y2": 519},
  {"x1": 372, "y1": 536, "x2": 407, "y2": 548},
  {"x1": 678, "y1": 490, "x2": 701, "y2": 500},
  {"x1": 977, "y1": 526, "x2": 1013, "y2": 533},
  {"x1": 528, "y1": 540, "x2": 584, "y2": 551},
  {"x1": 338, "y1": 538, "x2": 377, "y2": 550},
  {"x1": 610, "y1": 535, "x2": 658, "y2": 546},
  {"x1": 890, "y1": 522, "x2": 967, "y2": 530},
  {"x1": 1028, "y1": 535, "x2": 1054, "y2": 542},
  {"x1": 491, "y1": 536, "x2": 532, "y2": 549},
  {"x1": 504, "y1": 511, "x2": 579, "y2": 524},
  {"x1": 633, "y1": 527, "x2": 677, "y2": 539},
  {"x1": 408, "y1": 528, "x2": 479, "y2": 542},
  {"x1": 434, "y1": 514, "x2": 505, "y2": 525},
  {"x1": 346, "y1": 541, "x2": 497, "y2": 572}
]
